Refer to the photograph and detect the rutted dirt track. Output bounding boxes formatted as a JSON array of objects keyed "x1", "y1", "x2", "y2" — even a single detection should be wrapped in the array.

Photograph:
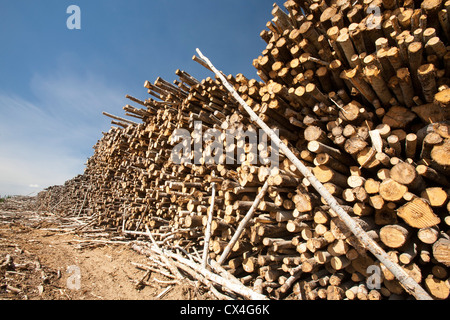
[{"x1": 0, "y1": 201, "x2": 208, "y2": 300}]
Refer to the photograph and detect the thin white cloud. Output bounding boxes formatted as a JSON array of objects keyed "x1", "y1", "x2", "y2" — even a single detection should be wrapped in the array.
[{"x1": 0, "y1": 67, "x2": 128, "y2": 196}]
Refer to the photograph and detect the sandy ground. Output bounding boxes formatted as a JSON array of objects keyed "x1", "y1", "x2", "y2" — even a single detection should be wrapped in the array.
[{"x1": 0, "y1": 209, "x2": 209, "y2": 300}]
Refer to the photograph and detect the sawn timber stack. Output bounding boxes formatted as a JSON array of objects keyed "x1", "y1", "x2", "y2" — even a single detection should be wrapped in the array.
[{"x1": 37, "y1": 0, "x2": 450, "y2": 300}]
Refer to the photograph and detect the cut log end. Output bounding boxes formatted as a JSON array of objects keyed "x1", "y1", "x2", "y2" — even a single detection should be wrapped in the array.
[{"x1": 397, "y1": 198, "x2": 441, "y2": 229}]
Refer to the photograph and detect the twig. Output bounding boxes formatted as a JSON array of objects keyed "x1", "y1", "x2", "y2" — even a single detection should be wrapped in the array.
[
  {"x1": 135, "y1": 270, "x2": 151, "y2": 290},
  {"x1": 131, "y1": 262, "x2": 176, "y2": 279},
  {"x1": 307, "y1": 56, "x2": 330, "y2": 66},
  {"x1": 153, "y1": 278, "x2": 179, "y2": 285},
  {"x1": 173, "y1": 245, "x2": 195, "y2": 262},
  {"x1": 49, "y1": 195, "x2": 67, "y2": 212},
  {"x1": 202, "y1": 173, "x2": 216, "y2": 268},
  {"x1": 217, "y1": 177, "x2": 270, "y2": 265},
  {"x1": 64, "y1": 239, "x2": 130, "y2": 245},
  {"x1": 73, "y1": 217, "x2": 98, "y2": 232}
]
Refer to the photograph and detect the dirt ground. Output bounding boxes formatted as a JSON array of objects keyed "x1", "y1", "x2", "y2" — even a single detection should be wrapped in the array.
[{"x1": 0, "y1": 209, "x2": 210, "y2": 300}]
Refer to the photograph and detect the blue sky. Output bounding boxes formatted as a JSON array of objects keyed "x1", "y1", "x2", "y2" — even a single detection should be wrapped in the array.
[{"x1": 0, "y1": 0, "x2": 284, "y2": 196}]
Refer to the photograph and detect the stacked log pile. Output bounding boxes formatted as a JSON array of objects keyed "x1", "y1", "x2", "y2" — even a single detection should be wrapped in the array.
[
  {"x1": 248, "y1": 0, "x2": 450, "y2": 299},
  {"x1": 36, "y1": 0, "x2": 450, "y2": 300},
  {"x1": 36, "y1": 175, "x2": 91, "y2": 216}
]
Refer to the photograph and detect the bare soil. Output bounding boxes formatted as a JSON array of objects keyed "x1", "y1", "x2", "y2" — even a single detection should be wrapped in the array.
[{"x1": 0, "y1": 208, "x2": 209, "y2": 300}]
